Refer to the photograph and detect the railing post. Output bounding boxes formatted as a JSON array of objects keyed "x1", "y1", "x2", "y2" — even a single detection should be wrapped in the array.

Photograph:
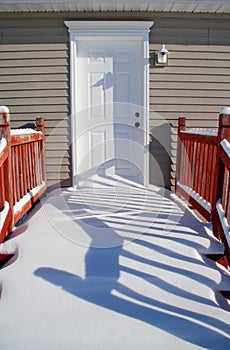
[
  {"x1": 0, "y1": 107, "x2": 14, "y2": 233},
  {"x1": 36, "y1": 117, "x2": 46, "y2": 184},
  {"x1": 175, "y1": 117, "x2": 186, "y2": 194},
  {"x1": 211, "y1": 109, "x2": 230, "y2": 237},
  {"x1": 36, "y1": 116, "x2": 45, "y2": 134}
]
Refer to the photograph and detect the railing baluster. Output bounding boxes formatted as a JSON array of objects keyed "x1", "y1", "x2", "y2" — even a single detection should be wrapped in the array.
[
  {"x1": 209, "y1": 144, "x2": 217, "y2": 205},
  {"x1": 226, "y1": 172, "x2": 230, "y2": 225},
  {"x1": 202, "y1": 143, "x2": 209, "y2": 201},
  {"x1": 0, "y1": 166, "x2": 5, "y2": 211},
  {"x1": 22, "y1": 142, "x2": 27, "y2": 196},
  {"x1": 11, "y1": 147, "x2": 17, "y2": 206},
  {"x1": 19, "y1": 144, "x2": 24, "y2": 199},
  {"x1": 222, "y1": 168, "x2": 229, "y2": 212},
  {"x1": 193, "y1": 141, "x2": 201, "y2": 193},
  {"x1": 205, "y1": 143, "x2": 212, "y2": 203}
]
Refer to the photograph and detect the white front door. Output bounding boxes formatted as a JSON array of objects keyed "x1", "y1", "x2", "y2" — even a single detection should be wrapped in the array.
[{"x1": 65, "y1": 21, "x2": 153, "y2": 188}]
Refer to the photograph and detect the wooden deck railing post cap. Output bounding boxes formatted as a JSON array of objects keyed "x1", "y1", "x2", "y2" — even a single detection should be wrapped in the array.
[
  {"x1": 36, "y1": 117, "x2": 44, "y2": 133},
  {"x1": 0, "y1": 106, "x2": 9, "y2": 114},
  {"x1": 0, "y1": 106, "x2": 10, "y2": 126},
  {"x1": 178, "y1": 116, "x2": 186, "y2": 131},
  {"x1": 219, "y1": 107, "x2": 230, "y2": 141},
  {"x1": 220, "y1": 106, "x2": 230, "y2": 116}
]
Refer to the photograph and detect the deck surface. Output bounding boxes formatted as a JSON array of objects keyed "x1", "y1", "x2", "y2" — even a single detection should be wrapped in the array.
[{"x1": 0, "y1": 178, "x2": 230, "y2": 350}]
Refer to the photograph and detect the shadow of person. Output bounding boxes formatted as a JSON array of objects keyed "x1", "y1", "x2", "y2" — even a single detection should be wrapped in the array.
[
  {"x1": 34, "y1": 264, "x2": 230, "y2": 349},
  {"x1": 34, "y1": 214, "x2": 230, "y2": 349}
]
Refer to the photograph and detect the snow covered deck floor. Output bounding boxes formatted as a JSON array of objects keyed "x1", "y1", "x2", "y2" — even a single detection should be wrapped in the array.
[{"x1": 0, "y1": 179, "x2": 230, "y2": 350}]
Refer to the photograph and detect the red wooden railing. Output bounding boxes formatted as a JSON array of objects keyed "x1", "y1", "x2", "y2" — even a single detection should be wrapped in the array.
[
  {"x1": 0, "y1": 108, "x2": 46, "y2": 244},
  {"x1": 176, "y1": 117, "x2": 218, "y2": 221},
  {"x1": 211, "y1": 115, "x2": 230, "y2": 268},
  {"x1": 176, "y1": 112, "x2": 230, "y2": 267}
]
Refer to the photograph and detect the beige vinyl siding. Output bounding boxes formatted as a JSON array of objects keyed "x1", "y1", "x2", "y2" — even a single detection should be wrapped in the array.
[
  {"x1": 149, "y1": 17, "x2": 230, "y2": 189},
  {"x1": 0, "y1": 13, "x2": 230, "y2": 189},
  {"x1": 0, "y1": 18, "x2": 70, "y2": 188}
]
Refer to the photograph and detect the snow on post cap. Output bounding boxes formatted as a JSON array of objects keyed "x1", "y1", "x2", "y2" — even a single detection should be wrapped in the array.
[
  {"x1": 220, "y1": 106, "x2": 230, "y2": 115},
  {"x1": 0, "y1": 106, "x2": 9, "y2": 114}
]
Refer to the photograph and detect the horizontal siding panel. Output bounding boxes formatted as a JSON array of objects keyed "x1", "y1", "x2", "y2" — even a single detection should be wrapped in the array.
[
  {"x1": 153, "y1": 19, "x2": 230, "y2": 30},
  {"x1": 168, "y1": 59, "x2": 230, "y2": 68},
  {"x1": 151, "y1": 105, "x2": 222, "y2": 113},
  {"x1": 150, "y1": 67, "x2": 230, "y2": 75},
  {"x1": 46, "y1": 150, "x2": 69, "y2": 158},
  {"x1": 0, "y1": 43, "x2": 68, "y2": 52},
  {"x1": 151, "y1": 28, "x2": 209, "y2": 37},
  {"x1": 0, "y1": 74, "x2": 68, "y2": 83},
  {"x1": 150, "y1": 81, "x2": 230, "y2": 90},
  {"x1": 0, "y1": 18, "x2": 65, "y2": 28},
  {"x1": 2, "y1": 27, "x2": 66, "y2": 36},
  {"x1": 46, "y1": 135, "x2": 69, "y2": 143},
  {"x1": 0, "y1": 67, "x2": 68, "y2": 75},
  {"x1": 47, "y1": 174, "x2": 70, "y2": 182},
  {"x1": 150, "y1": 114, "x2": 219, "y2": 124},
  {"x1": 0, "y1": 58, "x2": 67, "y2": 67},
  {"x1": 209, "y1": 37, "x2": 230, "y2": 45},
  {"x1": 151, "y1": 89, "x2": 230, "y2": 98},
  {"x1": 168, "y1": 51, "x2": 230, "y2": 60},
  {"x1": 150, "y1": 36, "x2": 208, "y2": 45},
  {"x1": 7, "y1": 105, "x2": 68, "y2": 113},
  {"x1": 151, "y1": 97, "x2": 230, "y2": 105},
  {"x1": 150, "y1": 119, "x2": 218, "y2": 128},
  {"x1": 10, "y1": 114, "x2": 68, "y2": 123},
  {"x1": 46, "y1": 157, "x2": 70, "y2": 165},
  {"x1": 0, "y1": 89, "x2": 68, "y2": 98},
  {"x1": 1, "y1": 35, "x2": 68, "y2": 44},
  {"x1": 1, "y1": 97, "x2": 68, "y2": 106},
  {"x1": 45, "y1": 142, "x2": 69, "y2": 151},
  {"x1": 0, "y1": 50, "x2": 68, "y2": 60},
  {"x1": 209, "y1": 29, "x2": 230, "y2": 38},
  {"x1": 47, "y1": 165, "x2": 70, "y2": 173},
  {"x1": 150, "y1": 74, "x2": 229, "y2": 85},
  {"x1": 45, "y1": 129, "x2": 70, "y2": 137}
]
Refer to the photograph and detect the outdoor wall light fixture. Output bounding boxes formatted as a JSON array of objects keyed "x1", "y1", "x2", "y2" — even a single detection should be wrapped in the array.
[{"x1": 155, "y1": 45, "x2": 169, "y2": 66}]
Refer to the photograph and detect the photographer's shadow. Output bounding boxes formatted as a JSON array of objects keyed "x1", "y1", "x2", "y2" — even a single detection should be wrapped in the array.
[{"x1": 34, "y1": 214, "x2": 230, "y2": 349}]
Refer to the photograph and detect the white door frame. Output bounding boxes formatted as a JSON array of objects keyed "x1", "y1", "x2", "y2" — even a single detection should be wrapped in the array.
[{"x1": 65, "y1": 21, "x2": 153, "y2": 188}]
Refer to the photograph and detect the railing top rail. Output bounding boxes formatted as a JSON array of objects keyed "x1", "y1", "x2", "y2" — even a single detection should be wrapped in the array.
[
  {"x1": 181, "y1": 128, "x2": 217, "y2": 137},
  {"x1": 11, "y1": 130, "x2": 43, "y2": 146}
]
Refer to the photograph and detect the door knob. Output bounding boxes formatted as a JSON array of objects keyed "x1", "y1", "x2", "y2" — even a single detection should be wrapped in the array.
[
  {"x1": 135, "y1": 112, "x2": 140, "y2": 117},
  {"x1": 135, "y1": 122, "x2": 140, "y2": 128}
]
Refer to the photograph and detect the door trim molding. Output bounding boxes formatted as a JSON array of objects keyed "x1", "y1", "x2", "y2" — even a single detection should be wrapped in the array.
[{"x1": 65, "y1": 21, "x2": 153, "y2": 187}]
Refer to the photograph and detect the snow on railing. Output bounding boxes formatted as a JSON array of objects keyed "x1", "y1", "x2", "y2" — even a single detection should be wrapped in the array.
[
  {"x1": 0, "y1": 107, "x2": 46, "y2": 243},
  {"x1": 176, "y1": 110, "x2": 230, "y2": 268},
  {"x1": 221, "y1": 139, "x2": 230, "y2": 158},
  {"x1": 182, "y1": 128, "x2": 217, "y2": 137},
  {"x1": 0, "y1": 137, "x2": 6, "y2": 156},
  {"x1": 11, "y1": 129, "x2": 41, "y2": 136}
]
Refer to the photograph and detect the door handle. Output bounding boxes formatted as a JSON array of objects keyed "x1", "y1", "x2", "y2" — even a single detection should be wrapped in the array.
[{"x1": 135, "y1": 122, "x2": 140, "y2": 128}]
